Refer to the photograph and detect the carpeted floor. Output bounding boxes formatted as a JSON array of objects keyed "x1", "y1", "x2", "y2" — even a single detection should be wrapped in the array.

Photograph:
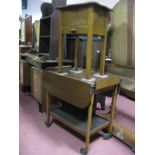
[{"x1": 19, "y1": 89, "x2": 134, "y2": 155}]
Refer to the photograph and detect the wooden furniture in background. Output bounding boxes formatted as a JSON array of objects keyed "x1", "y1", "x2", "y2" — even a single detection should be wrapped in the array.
[
  {"x1": 20, "y1": 14, "x2": 32, "y2": 45},
  {"x1": 39, "y1": 16, "x2": 51, "y2": 54},
  {"x1": 31, "y1": 67, "x2": 46, "y2": 112},
  {"x1": 26, "y1": 1, "x2": 73, "y2": 112},
  {"x1": 105, "y1": 0, "x2": 135, "y2": 99},
  {"x1": 32, "y1": 20, "x2": 40, "y2": 51},
  {"x1": 19, "y1": 59, "x2": 31, "y2": 92},
  {"x1": 31, "y1": 64, "x2": 73, "y2": 113},
  {"x1": 57, "y1": 2, "x2": 110, "y2": 79},
  {"x1": 19, "y1": 14, "x2": 32, "y2": 55},
  {"x1": 111, "y1": 0, "x2": 135, "y2": 68},
  {"x1": 19, "y1": 46, "x2": 31, "y2": 54},
  {"x1": 50, "y1": 0, "x2": 67, "y2": 59}
]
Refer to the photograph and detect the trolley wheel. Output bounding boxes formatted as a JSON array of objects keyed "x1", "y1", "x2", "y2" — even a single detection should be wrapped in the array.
[
  {"x1": 80, "y1": 147, "x2": 88, "y2": 155},
  {"x1": 45, "y1": 119, "x2": 53, "y2": 127},
  {"x1": 102, "y1": 132, "x2": 111, "y2": 140},
  {"x1": 38, "y1": 103, "x2": 43, "y2": 113}
]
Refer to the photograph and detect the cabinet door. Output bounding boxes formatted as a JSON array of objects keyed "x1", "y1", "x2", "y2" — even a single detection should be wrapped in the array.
[
  {"x1": 31, "y1": 67, "x2": 42, "y2": 103},
  {"x1": 20, "y1": 62, "x2": 23, "y2": 85}
]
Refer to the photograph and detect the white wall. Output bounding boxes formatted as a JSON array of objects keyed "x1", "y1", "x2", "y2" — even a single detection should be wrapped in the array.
[
  {"x1": 21, "y1": 0, "x2": 120, "y2": 23},
  {"x1": 67, "y1": 0, "x2": 120, "y2": 9},
  {"x1": 22, "y1": 0, "x2": 51, "y2": 23}
]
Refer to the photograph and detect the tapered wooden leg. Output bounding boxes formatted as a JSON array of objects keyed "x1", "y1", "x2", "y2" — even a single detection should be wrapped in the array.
[
  {"x1": 58, "y1": 11, "x2": 63, "y2": 73},
  {"x1": 73, "y1": 37, "x2": 79, "y2": 70},
  {"x1": 85, "y1": 7, "x2": 94, "y2": 79},
  {"x1": 99, "y1": 15, "x2": 108, "y2": 75},
  {"x1": 45, "y1": 93, "x2": 53, "y2": 127},
  {"x1": 108, "y1": 85, "x2": 118, "y2": 135},
  {"x1": 80, "y1": 94, "x2": 94, "y2": 155},
  {"x1": 86, "y1": 94, "x2": 94, "y2": 147},
  {"x1": 102, "y1": 85, "x2": 118, "y2": 140}
]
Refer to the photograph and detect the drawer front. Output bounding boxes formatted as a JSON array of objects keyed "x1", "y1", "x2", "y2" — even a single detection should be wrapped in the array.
[
  {"x1": 62, "y1": 26, "x2": 88, "y2": 34},
  {"x1": 62, "y1": 8, "x2": 88, "y2": 28},
  {"x1": 61, "y1": 7, "x2": 107, "y2": 36},
  {"x1": 93, "y1": 8, "x2": 106, "y2": 36}
]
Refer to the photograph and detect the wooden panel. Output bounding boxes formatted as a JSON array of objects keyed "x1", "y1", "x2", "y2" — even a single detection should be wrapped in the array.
[
  {"x1": 93, "y1": 6, "x2": 106, "y2": 36},
  {"x1": 31, "y1": 67, "x2": 51, "y2": 111},
  {"x1": 50, "y1": 0, "x2": 67, "y2": 59},
  {"x1": 132, "y1": 0, "x2": 135, "y2": 67},
  {"x1": 95, "y1": 75, "x2": 119, "y2": 90},
  {"x1": 20, "y1": 60, "x2": 31, "y2": 86},
  {"x1": 105, "y1": 64, "x2": 135, "y2": 99},
  {"x1": 62, "y1": 26, "x2": 88, "y2": 34},
  {"x1": 20, "y1": 61, "x2": 31, "y2": 86},
  {"x1": 113, "y1": 121, "x2": 135, "y2": 148},
  {"x1": 43, "y1": 71, "x2": 91, "y2": 109},
  {"x1": 111, "y1": 0, "x2": 135, "y2": 68},
  {"x1": 19, "y1": 46, "x2": 31, "y2": 53},
  {"x1": 127, "y1": 0, "x2": 134, "y2": 68},
  {"x1": 61, "y1": 5, "x2": 107, "y2": 36},
  {"x1": 49, "y1": 108, "x2": 109, "y2": 136},
  {"x1": 31, "y1": 67, "x2": 42, "y2": 103},
  {"x1": 20, "y1": 62, "x2": 24, "y2": 85},
  {"x1": 111, "y1": 0, "x2": 128, "y2": 66},
  {"x1": 24, "y1": 63, "x2": 31, "y2": 86},
  {"x1": 62, "y1": 7, "x2": 88, "y2": 27}
]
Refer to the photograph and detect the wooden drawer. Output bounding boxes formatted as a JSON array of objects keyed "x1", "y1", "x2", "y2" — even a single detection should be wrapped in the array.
[
  {"x1": 62, "y1": 7, "x2": 88, "y2": 27},
  {"x1": 61, "y1": 4, "x2": 107, "y2": 35},
  {"x1": 62, "y1": 26, "x2": 88, "y2": 34}
]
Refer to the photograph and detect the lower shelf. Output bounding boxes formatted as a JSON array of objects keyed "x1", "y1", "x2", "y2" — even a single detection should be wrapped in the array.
[{"x1": 49, "y1": 108, "x2": 110, "y2": 137}]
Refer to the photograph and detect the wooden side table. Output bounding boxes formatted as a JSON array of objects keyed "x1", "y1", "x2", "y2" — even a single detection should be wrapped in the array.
[{"x1": 57, "y1": 2, "x2": 111, "y2": 79}]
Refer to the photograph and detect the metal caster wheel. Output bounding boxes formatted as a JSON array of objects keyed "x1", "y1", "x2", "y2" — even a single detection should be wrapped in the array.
[
  {"x1": 38, "y1": 103, "x2": 43, "y2": 113},
  {"x1": 80, "y1": 147, "x2": 88, "y2": 155},
  {"x1": 45, "y1": 119, "x2": 53, "y2": 127},
  {"x1": 102, "y1": 132, "x2": 111, "y2": 140}
]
